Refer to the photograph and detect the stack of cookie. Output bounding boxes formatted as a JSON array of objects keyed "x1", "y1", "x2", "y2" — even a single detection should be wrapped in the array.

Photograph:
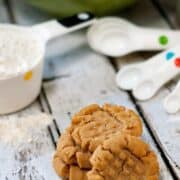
[{"x1": 53, "y1": 104, "x2": 159, "y2": 180}]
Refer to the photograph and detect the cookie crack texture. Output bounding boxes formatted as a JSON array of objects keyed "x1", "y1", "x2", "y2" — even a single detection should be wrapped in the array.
[
  {"x1": 102, "y1": 104, "x2": 142, "y2": 137},
  {"x1": 88, "y1": 133, "x2": 159, "y2": 180},
  {"x1": 71, "y1": 104, "x2": 142, "y2": 151}
]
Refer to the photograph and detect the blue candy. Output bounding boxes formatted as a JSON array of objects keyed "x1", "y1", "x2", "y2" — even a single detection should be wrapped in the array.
[{"x1": 166, "y1": 52, "x2": 175, "y2": 60}]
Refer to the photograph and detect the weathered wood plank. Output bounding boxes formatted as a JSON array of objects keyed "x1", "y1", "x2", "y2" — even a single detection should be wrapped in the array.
[
  {"x1": 0, "y1": 109, "x2": 58, "y2": 180},
  {"x1": 0, "y1": 94, "x2": 59, "y2": 179},
  {"x1": 115, "y1": 0, "x2": 180, "y2": 177},
  {"x1": 0, "y1": 1, "x2": 59, "y2": 179},
  {"x1": 9, "y1": 0, "x2": 176, "y2": 179}
]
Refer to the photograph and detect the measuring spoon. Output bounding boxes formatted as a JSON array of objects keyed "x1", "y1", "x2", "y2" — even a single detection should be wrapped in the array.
[
  {"x1": 87, "y1": 17, "x2": 180, "y2": 57},
  {"x1": 116, "y1": 47, "x2": 178, "y2": 90},
  {"x1": 164, "y1": 80, "x2": 180, "y2": 114},
  {"x1": 116, "y1": 52, "x2": 166, "y2": 90},
  {"x1": 132, "y1": 47, "x2": 180, "y2": 100}
]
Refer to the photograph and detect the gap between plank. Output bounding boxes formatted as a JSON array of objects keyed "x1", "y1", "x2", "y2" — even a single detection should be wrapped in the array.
[
  {"x1": 43, "y1": 74, "x2": 71, "y2": 82},
  {"x1": 38, "y1": 94, "x2": 58, "y2": 148},
  {"x1": 150, "y1": 0, "x2": 175, "y2": 29},
  {"x1": 41, "y1": 87, "x2": 61, "y2": 137},
  {"x1": 39, "y1": 89, "x2": 61, "y2": 147},
  {"x1": 3, "y1": 0, "x2": 16, "y2": 23}
]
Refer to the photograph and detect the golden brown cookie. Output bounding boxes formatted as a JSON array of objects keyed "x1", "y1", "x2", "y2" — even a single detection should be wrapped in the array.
[
  {"x1": 53, "y1": 154, "x2": 69, "y2": 178},
  {"x1": 71, "y1": 104, "x2": 142, "y2": 152},
  {"x1": 72, "y1": 104, "x2": 142, "y2": 138},
  {"x1": 88, "y1": 133, "x2": 159, "y2": 180},
  {"x1": 69, "y1": 166, "x2": 88, "y2": 180},
  {"x1": 53, "y1": 104, "x2": 143, "y2": 179},
  {"x1": 53, "y1": 154, "x2": 88, "y2": 180}
]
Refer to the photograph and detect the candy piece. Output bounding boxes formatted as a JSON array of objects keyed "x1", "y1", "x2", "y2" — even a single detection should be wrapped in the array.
[
  {"x1": 166, "y1": 52, "x2": 174, "y2": 61},
  {"x1": 24, "y1": 71, "x2": 33, "y2": 80},
  {"x1": 175, "y1": 58, "x2": 180, "y2": 67},
  {"x1": 159, "y1": 35, "x2": 168, "y2": 45}
]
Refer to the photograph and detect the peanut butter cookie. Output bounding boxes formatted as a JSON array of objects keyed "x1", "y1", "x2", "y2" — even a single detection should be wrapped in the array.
[
  {"x1": 88, "y1": 133, "x2": 159, "y2": 180},
  {"x1": 53, "y1": 104, "x2": 143, "y2": 178},
  {"x1": 53, "y1": 154, "x2": 88, "y2": 180}
]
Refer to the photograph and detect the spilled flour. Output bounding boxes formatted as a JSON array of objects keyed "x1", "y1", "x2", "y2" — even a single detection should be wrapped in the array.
[
  {"x1": 0, "y1": 113, "x2": 52, "y2": 146},
  {"x1": 0, "y1": 113, "x2": 60, "y2": 180}
]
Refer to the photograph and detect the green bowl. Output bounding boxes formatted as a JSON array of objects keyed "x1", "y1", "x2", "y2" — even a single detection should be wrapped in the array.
[{"x1": 27, "y1": 0, "x2": 136, "y2": 17}]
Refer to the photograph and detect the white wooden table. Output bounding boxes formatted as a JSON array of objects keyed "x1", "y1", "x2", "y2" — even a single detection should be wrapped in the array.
[{"x1": 0, "y1": 0, "x2": 179, "y2": 179}]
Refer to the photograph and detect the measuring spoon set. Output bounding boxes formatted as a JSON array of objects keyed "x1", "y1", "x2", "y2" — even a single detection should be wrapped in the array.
[{"x1": 87, "y1": 17, "x2": 180, "y2": 114}]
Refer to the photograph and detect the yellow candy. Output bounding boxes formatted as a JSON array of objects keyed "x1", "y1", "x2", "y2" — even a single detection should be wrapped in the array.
[{"x1": 24, "y1": 71, "x2": 33, "y2": 81}]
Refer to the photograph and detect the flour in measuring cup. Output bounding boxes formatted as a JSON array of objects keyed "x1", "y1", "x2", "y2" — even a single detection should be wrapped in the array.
[{"x1": 0, "y1": 25, "x2": 44, "y2": 79}]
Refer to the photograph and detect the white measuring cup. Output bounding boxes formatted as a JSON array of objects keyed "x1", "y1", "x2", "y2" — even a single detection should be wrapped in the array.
[
  {"x1": 164, "y1": 80, "x2": 180, "y2": 114},
  {"x1": 87, "y1": 17, "x2": 180, "y2": 57},
  {"x1": 0, "y1": 12, "x2": 95, "y2": 114}
]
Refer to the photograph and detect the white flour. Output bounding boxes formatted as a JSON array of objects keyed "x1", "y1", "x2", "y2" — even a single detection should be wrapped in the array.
[
  {"x1": 0, "y1": 25, "x2": 44, "y2": 79},
  {"x1": 0, "y1": 113, "x2": 59, "y2": 180},
  {"x1": 0, "y1": 113, "x2": 52, "y2": 145}
]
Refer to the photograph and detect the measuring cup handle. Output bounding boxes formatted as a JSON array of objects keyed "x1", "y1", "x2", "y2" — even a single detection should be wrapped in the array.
[
  {"x1": 32, "y1": 12, "x2": 95, "y2": 42},
  {"x1": 137, "y1": 28, "x2": 180, "y2": 50}
]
